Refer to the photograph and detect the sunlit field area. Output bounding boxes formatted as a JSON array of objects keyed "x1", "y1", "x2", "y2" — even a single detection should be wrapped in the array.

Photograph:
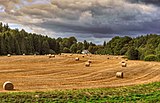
[{"x1": 0, "y1": 54, "x2": 160, "y2": 92}]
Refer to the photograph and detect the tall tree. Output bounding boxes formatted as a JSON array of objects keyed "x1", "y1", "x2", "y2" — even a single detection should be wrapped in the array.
[
  {"x1": 14, "y1": 39, "x2": 21, "y2": 55},
  {"x1": 70, "y1": 44, "x2": 77, "y2": 53},
  {"x1": 127, "y1": 47, "x2": 139, "y2": 60},
  {"x1": 156, "y1": 43, "x2": 160, "y2": 55},
  {"x1": 41, "y1": 40, "x2": 50, "y2": 55},
  {"x1": 4, "y1": 33, "x2": 11, "y2": 54},
  {"x1": 77, "y1": 42, "x2": 83, "y2": 51},
  {"x1": 103, "y1": 41, "x2": 106, "y2": 47},
  {"x1": 83, "y1": 40, "x2": 89, "y2": 50},
  {"x1": 0, "y1": 22, "x2": 3, "y2": 32},
  {"x1": 69, "y1": 36, "x2": 77, "y2": 44},
  {"x1": 0, "y1": 35, "x2": 6, "y2": 55}
]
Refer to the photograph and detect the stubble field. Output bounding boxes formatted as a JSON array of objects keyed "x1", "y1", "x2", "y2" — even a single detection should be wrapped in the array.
[{"x1": 0, "y1": 54, "x2": 160, "y2": 92}]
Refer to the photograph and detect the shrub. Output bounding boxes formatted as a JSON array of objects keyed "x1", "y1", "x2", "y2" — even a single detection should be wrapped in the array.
[{"x1": 144, "y1": 55, "x2": 157, "y2": 61}]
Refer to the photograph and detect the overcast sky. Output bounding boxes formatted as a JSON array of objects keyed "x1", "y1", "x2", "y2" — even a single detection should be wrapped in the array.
[{"x1": 0, "y1": 0, "x2": 160, "y2": 44}]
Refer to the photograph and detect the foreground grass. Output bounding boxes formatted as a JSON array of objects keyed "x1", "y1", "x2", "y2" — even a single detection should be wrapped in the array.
[{"x1": 0, "y1": 82, "x2": 160, "y2": 103}]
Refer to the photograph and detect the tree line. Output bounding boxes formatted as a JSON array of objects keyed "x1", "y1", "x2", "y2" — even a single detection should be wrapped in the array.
[
  {"x1": 0, "y1": 23, "x2": 95, "y2": 55},
  {"x1": 1, "y1": 22, "x2": 160, "y2": 61},
  {"x1": 98, "y1": 35, "x2": 160, "y2": 61}
]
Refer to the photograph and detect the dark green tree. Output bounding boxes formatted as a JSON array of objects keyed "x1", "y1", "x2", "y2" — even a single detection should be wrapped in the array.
[
  {"x1": 156, "y1": 43, "x2": 160, "y2": 55},
  {"x1": 14, "y1": 39, "x2": 21, "y2": 55},
  {"x1": 69, "y1": 36, "x2": 77, "y2": 44},
  {"x1": 103, "y1": 41, "x2": 106, "y2": 47},
  {"x1": 55, "y1": 41, "x2": 60, "y2": 54},
  {"x1": 88, "y1": 46, "x2": 99, "y2": 54},
  {"x1": 41, "y1": 40, "x2": 50, "y2": 55},
  {"x1": 77, "y1": 42, "x2": 83, "y2": 52},
  {"x1": 70, "y1": 44, "x2": 77, "y2": 53},
  {"x1": 83, "y1": 40, "x2": 89, "y2": 50},
  {"x1": 4, "y1": 33, "x2": 11, "y2": 54},
  {"x1": 0, "y1": 35, "x2": 6, "y2": 55},
  {"x1": 127, "y1": 47, "x2": 139, "y2": 60},
  {"x1": 63, "y1": 47, "x2": 70, "y2": 53}
]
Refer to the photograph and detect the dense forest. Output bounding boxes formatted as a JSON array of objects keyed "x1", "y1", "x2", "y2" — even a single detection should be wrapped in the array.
[
  {"x1": 0, "y1": 22, "x2": 96, "y2": 55},
  {"x1": 99, "y1": 35, "x2": 160, "y2": 61},
  {"x1": 0, "y1": 22, "x2": 160, "y2": 61}
]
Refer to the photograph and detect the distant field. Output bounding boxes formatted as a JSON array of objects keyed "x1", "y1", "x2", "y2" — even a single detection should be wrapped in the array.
[{"x1": 0, "y1": 54, "x2": 160, "y2": 92}]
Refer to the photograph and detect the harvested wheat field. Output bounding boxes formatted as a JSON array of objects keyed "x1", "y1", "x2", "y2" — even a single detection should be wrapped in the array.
[{"x1": 0, "y1": 54, "x2": 160, "y2": 92}]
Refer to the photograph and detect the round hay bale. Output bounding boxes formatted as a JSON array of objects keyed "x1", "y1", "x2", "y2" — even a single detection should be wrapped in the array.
[
  {"x1": 88, "y1": 60, "x2": 92, "y2": 63},
  {"x1": 3, "y1": 81, "x2": 14, "y2": 90},
  {"x1": 48, "y1": 55, "x2": 52, "y2": 58},
  {"x1": 48, "y1": 54, "x2": 55, "y2": 58},
  {"x1": 52, "y1": 55, "x2": 55, "y2": 58},
  {"x1": 85, "y1": 62, "x2": 90, "y2": 67},
  {"x1": 122, "y1": 62, "x2": 127, "y2": 67},
  {"x1": 48, "y1": 54, "x2": 51, "y2": 56},
  {"x1": 82, "y1": 55, "x2": 85, "y2": 58},
  {"x1": 23, "y1": 53, "x2": 25, "y2": 56},
  {"x1": 7, "y1": 54, "x2": 11, "y2": 57},
  {"x1": 116, "y1": 72, "x2": 123, "y2": 78},
  {"x1": 75, "y1": 57, "x2": 79, "y2": 61},
  {"x1": 121, "y1": 60, "x2": 125, "y2": 63},
  {"x1": 49, "y1": 55, "x2": 55, "y2": 58},
  {"x1": 35, "y1": 95, "x2": 40, "y2": 98}
]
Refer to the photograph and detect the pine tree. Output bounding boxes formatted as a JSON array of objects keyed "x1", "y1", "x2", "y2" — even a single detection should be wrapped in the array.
[
  {"x1": 127, "y1": 47, "x2": 139, "y2": 60},
  {"x1": 83, "y1": 40, "x2": 89, "y2": 50},
  {"x1": 0, "y1": 35, "x2": 6, "y2": 55},
  {"x1": 14, "y1": 39, "x2": 21, "y2": 55},
  {"x1": 41, "y1": 40, "x2": 50, "y2": 55},
  {"x1": 4, "y1": 33, "x2": 11, "y2": 54},
  {"x1": 103, "y1": 41, "x2": 106, "y2": 47}
]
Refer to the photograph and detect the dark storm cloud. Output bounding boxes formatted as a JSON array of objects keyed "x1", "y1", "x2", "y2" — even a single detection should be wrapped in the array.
[
  {"x1": 0, "y1": 0, "x2": 160, "y2": 44},
  {"x1": 127, "y1": 0, "x2": 160, "y2": 6},
  {"x1": 38, "y1": 20, "x2": 114, "y2": 35}
]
